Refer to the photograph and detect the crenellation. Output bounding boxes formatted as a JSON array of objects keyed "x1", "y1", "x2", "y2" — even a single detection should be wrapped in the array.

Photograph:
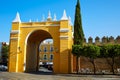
[
  {"x1": 109, "y1": 36, "x2": 114, "y2": 44},
  {"x1": 95, "y1": 36, "x2": 100, "y2": 45},
  {"x1": 116, "y1": 36, "x2": 120, "y2": 44},
  {"x1": 88, "y1": 37, "x2": 93, "y2": 44},
  {"x1": 85, "y1": 36, "x2": 120, "y2": 45},
  {"x1": 102, "y1": 36, "x2": 107, "y2": 44}
]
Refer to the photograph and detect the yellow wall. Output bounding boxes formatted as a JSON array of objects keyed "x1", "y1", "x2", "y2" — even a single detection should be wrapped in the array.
[
  {"x1": 39, "y1": 41, "x2": 54, "y2": 63},
  {"x1": 9, "y1": 19, "x2": 73, "y2": 73}
]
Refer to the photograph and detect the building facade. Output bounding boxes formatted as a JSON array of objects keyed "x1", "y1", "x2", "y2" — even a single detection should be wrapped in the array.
[
  {"x1": 39, "y1": 40, "x2": 54, "y2": 66},
  {"x1": 9, "y1": 10, "x2": 73, "y2": 73}
]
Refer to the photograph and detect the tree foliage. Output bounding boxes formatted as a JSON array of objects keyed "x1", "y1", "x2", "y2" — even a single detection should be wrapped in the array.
[
  {"x1": 72, "y1": 0, "x2": 85, "y2": 74},
  {"x1": 72, "y1": 44, "x2": 120, "y2": 74},
  {"x1": 72, "y1": 45, "x2": 84, "y2": 74},
  {"x1": 100, "y1": 44, "x2": 120, "y2": 74},
  {"x1": 83, "y1": 45, "x2": 100, "y2": 74},
  {"x1": 74, "y1": 0, "x2": 84, "y2": 45},
  {"x1": 1, "y1": 45, "x2": 9, "y2": 64},
  {"x1": 107, "y1": 45, "x2": 120, "y2": 58},
  {"x1": 72, "y1": 45, "x2": 83, "y2": 57},
  {"x1": 84, "y1": 45, "x2": 100, "y2": 59}
]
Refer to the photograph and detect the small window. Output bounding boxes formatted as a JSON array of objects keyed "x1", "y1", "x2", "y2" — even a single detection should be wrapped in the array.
[
  {"x1": 50, "y1": 54, "x2": 53, "y2": 60},
  {"x1": 43, "y1": 54, "x2": 47, "y2": 60},
  {"x1": 50, "y1": 47, "x2": 53, "y2": 52},
  {"x1": 44, "y1": 47, "x2": 47, "y2": 52}
]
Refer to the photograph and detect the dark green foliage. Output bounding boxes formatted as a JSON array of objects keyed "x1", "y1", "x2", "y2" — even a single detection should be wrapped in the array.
[
  {"x1": 100, "y1": 45, "x2": 108, "y2": 58},
  {"x1": 1, "y1": 45, "x2": 9, "y2": 64},
  {"x1": 74, "y1": 0, "x2": 84, "y2": 45},
  {"x1": 84, "y1": 45, "x2": 100, "y2": 58},
  {"x1": 72, "y1": 44, "x2": 120, "y2": 74},
  {"x1": 100, "y1": 44, "x2": 120, "y2": 56},
  {"x1": 1, "y1": 46, "x2": 9, "y2": 57},
  {"x1": 107, "y1": 44, "x2": 120, "y2": 58},
  {"x1": 106, "y1": 45, "x2": 120, "y2": 74},
  {"x1": 72, "y1": 45, "x2": 84, "y2": 74},
  {"x1": 72, "y1": 45, "x2": 83, "y2": 57},
  {"x1": 83, "y1": 45, "x2": 100, "y2": 74},
  {"x1": 100, "y1": 44, "x2": 120, "y2": 59},
  {"x1": 100, "y1": 44, "x2": 120, "y2": 74},
  {"x1": 72, "y1": 0, "x2": 85, "y2": 74}
]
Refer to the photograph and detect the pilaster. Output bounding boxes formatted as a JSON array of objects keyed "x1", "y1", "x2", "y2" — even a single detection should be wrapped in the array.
[
  {"x1": 59, "y1": 20, "x2": 72, "y2": 73},
  {"x1": 8, "y1": 22, "x2": 20, "y2": 72}
]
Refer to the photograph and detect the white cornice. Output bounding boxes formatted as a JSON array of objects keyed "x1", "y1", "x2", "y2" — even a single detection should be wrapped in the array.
[
  {"x1": 21, "y1": 24, "x2": 60, "y2": 28},
  {"x1": 59, "y1": 28, "x2": 69, "y2": 32},
  {"x1": 60, "y1": 36, "x2": 69, "y2": 39},
  {"x1": 10, "y1": 37, "x2": 18, "y2": 40},
  {"x1": 11, "y1": 30, "x2": 19, "y2": 34}
]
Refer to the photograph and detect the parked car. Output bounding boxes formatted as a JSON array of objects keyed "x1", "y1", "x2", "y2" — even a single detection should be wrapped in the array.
[
  {"x1": 0, "y1": 65, "x2": 8, "y2": 71},
  {"x1": 48, "y1": 65, "x2": 53, "y2": 71}
]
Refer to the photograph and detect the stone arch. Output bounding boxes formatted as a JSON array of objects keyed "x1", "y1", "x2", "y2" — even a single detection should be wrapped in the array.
[
  {"x1": 25, "y1": 30, "x2": 53, "y2": 72},
  {"x1": 8, "y1": 15, "x2": 73, "y2": 73}
]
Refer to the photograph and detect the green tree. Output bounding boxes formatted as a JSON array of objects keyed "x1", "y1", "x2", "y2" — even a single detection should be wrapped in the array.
[
  {"x1": 72, "y1": 45, "x2": 84, "y2": 73},
  {"x1": 72, "y1": 0, "x2": 84, "y2": 74},
  {"x1": 84, "y1": 45, "x2": 100, "y2": 74},
  {"x1": 74, "y1": 0, "x2": 84, "y2": 45},
  {"x1": 100, "y1": 45, "x2": 120, "y2": 74},
  {"x1": 1, "y1": 45, "x2": 9, "y2": 64},
  {"x1": 106, "y1": 45, "x2": 120, "y2": 74}
]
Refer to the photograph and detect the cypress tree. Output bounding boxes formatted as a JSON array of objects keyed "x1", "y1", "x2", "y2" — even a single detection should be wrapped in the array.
[
  {"x1": 74, "y1": 0, "x2": 84, "y2": 45},
  {"x1": 72, "y1": 0, "x2": 84, "y2": 74}
]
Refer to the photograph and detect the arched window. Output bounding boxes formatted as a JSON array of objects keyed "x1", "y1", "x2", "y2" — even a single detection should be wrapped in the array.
[
  {"x1": 50, "y1": 54, "x2": 53, "y2": 60},
  {"x1": 50, "y1": 46, "x2": 53, "y2": 52},
  {"x1": 44, "y1": 47, "x2": 47, "y2": 52},
  {"x1": 43, "y1": 54, "x2": 47, "y2": 60}
]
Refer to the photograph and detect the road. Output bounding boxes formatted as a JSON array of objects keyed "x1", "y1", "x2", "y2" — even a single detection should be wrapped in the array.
[{"x1": 0, "y1": 71, "x2": 120, "y2": 80}]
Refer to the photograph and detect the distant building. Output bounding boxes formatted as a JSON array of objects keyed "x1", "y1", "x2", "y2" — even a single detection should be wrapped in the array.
[{"x1": 39, "y1": 40, "x2": 54, "y2": 66}]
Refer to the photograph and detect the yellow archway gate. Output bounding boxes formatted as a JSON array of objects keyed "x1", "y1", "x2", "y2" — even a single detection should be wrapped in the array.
[{"x1": 8, "y1": 10, "x2": 73, "y2": 73}]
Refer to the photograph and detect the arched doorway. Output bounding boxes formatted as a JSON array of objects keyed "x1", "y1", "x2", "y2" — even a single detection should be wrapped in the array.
[
  {"x1": 25, "y1": 30, "x2": 53, "y2": 72},
  {"x1": 39, "y1": 39, "x2": 54, "y2": 73}
]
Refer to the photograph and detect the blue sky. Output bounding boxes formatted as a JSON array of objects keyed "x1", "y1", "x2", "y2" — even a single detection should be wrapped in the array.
[{"x1": 0, "y1": 0, "x2": 120, "y2": 42}]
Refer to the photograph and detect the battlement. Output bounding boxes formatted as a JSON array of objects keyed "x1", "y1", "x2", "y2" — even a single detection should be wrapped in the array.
[{"x1": 84, "y1": 36, "x2": 120, "y2": 45}]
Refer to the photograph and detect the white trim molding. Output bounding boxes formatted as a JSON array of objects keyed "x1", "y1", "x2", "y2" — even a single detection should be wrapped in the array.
[
  {"x1": 10, "y1": 37, "x2": 18, "y2": 40},
  {"x1": 21, "y1": 24, "x2": 60, "y2": 28},
  {"x1": 60, "y1": 36, "x2": 69, "y2": 39},
  {"x1": 11, "y1": 30, "x2": 19, "y2": 34},
  {"x1": 59, "y1": 28, "x2": 69, "y2": 32}
]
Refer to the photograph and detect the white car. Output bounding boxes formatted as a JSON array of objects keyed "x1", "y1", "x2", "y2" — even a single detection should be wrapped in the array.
[{"x1": 0, "y1": 65, "x2": 8, "y2": 71}]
